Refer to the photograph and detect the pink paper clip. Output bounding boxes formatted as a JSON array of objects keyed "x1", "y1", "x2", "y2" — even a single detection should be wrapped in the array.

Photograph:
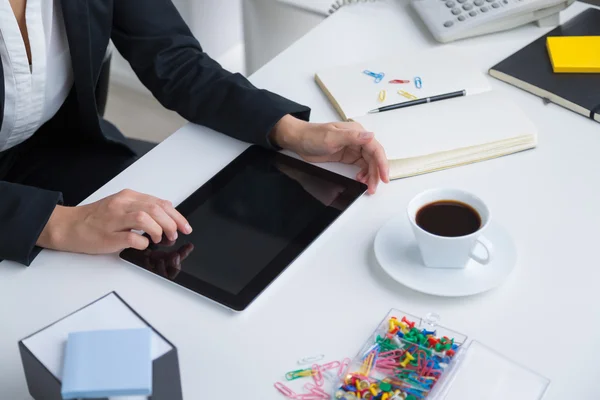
[
  {"x1": 274, "y1": 382, "x2": 297, "y2": 398},
  {"x1": 303, "y1": 383, "x2": 331, "y2": 399},
  {"x1": 320, "y1": 361, "x2": 341, "y2": 371},
  {"x1": 312, "y1": 364, "x2": 324, "y2": 387},
  {"x1": 338, "y1": 358, "x2": 351, "y2": 377},
  {"x1": 296, "y1": 394, "x2": 327, "y2": 400}
]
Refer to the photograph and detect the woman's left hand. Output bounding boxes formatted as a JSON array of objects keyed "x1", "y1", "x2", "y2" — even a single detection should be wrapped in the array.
[{"x1": 270, "y1": 115, "x2": 389, "y2": 194}]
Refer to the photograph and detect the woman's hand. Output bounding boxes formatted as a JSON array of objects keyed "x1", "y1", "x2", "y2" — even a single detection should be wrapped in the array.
[
  {"x1": 37, "y1": 189, "x2": 192, "y2": 254},
  {"x1": 270, "y1": 115, "x2": 389, "y2": 194}
]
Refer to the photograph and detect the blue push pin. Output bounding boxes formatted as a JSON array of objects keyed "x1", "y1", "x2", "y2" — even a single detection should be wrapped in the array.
[
  {"x1": 421, "y1": 329, "x2": 436, "y2": 336},
  {"x1": 363, "y1": 70, "x2": 385, "y2": 83}
]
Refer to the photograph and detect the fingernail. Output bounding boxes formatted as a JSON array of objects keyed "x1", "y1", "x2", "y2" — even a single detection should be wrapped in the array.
[
  {"x1": 359, "y1": 131, "x2": 374, "y2": 139},
  {"x1": 185, "y1": 223, "x2": 192, "y2": 234},
  {"x1": 172, "y1": 231, "x2": 178, "y2": 241}
]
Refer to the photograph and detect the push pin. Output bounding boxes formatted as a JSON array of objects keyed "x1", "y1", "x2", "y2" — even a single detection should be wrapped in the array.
[
  {"x1": 400, "y1": 352, "x2": 415, "y2": 367},
  {"x1": 421, "y1": 329, "x2": 436, "y2": 336},
  {"x1": 401, "y1": 317, "x2": 415, "y2": 329},
  {"x1": 363, "y1": 70, "x2": 385, "y2": 83}
]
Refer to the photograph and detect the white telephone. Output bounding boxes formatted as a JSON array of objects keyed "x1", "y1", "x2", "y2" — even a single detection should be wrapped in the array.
[{"x1": 411, "y1": 0, "x2": 576, "y2": 42}]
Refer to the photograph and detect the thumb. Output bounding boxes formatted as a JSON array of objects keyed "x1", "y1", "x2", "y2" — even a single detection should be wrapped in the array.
[{"x1": 334, "y1": 130, "x2": 374, "y2": 147}]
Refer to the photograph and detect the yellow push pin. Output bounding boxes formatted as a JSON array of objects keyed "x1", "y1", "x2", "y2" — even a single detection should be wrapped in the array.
[{"x1": 400, "y1": 352, "x2": 415, "y2": 368}]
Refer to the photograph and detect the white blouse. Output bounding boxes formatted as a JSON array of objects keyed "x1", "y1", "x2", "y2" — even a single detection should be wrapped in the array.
[{"x1": 0, "y1": 0, "x2": 73, "y2": 152}]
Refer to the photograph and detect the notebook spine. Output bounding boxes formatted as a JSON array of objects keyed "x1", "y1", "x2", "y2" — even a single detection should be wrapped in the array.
[{"x1": 329, "y1": 0, "x2": 380, "y2": 14}]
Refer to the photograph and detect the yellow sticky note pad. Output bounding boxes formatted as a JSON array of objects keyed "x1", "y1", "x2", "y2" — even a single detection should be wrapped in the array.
[{"x1": 547, "y1": 36, "x2": 600, "y2": 73}]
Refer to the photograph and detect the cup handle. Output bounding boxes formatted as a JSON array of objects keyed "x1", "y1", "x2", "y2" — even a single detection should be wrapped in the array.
[{"x1": 470, "y1": 236, "x2": 494, "y2": 265}]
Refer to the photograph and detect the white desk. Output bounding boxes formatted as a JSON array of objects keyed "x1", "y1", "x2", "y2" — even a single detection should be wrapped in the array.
[{"x1": 1, "y1": 1, "x2": 599, "y2": 399}]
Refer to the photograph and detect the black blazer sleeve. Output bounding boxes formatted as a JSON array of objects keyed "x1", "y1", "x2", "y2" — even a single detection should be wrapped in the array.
[
  {"x1": 0, "y1": 182, "x2": 62, "y2": 265},
  {"x1": 110, "y1": 0, "x2": 311, "y2": 148}
]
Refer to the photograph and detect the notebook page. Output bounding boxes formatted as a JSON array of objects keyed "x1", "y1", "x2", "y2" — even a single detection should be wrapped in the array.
[
  {"x1": 315, "y1": 46, "x2": 491, "y2": 120},
  {"x1": 352, "y1": 91, "x2": 536, "y2": 161}
]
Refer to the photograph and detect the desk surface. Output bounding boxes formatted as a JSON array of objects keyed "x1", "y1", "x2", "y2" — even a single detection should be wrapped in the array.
[{"x1": 2, "y1": 2, "x2": 599, "y2": 399}]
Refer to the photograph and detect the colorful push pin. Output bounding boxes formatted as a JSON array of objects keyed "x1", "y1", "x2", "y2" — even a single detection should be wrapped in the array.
[
  {"x1": 446, "y1": 349, "x2": 455, "y2": 357},
  {"x1": 382, "y1": 393, "x2": 390, "y2": 400},
  {"x1": 421, "y1": 329, "x2": 436, "y2": 336},
  {"x1": 400, "y1": 352, "x2": 415, "y2": 367},
  {"x1": 427, "y1": 337, "x2": 439, "y2": 347},
  {"x1": 358, "y1": 380, "x2": 370, "y2": 391},
  {"x1": 401, "y1": 317, "x2": 415, "y2": 329},
  {"x1": 379, "y1": 382, "x2": 392, "y2": 392},
  {"x1": 363, "y1": 70, "x2": 385, "y2": 83}
]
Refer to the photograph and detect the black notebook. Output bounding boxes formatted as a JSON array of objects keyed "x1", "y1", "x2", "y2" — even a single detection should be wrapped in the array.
[{"x1": 489, "y1": 8, "x2": 600, "y2": 123}]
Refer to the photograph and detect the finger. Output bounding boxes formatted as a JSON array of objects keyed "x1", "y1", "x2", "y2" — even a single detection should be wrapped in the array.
[
  {"x1": 367, "y1": 157, "x2": 380, "y2": 194},
  {"x1": 123, "y1": 211, "x2": 163, "y2": 244},
  {"x1": 363, "y1": 140, "x2": 390, "y2": 183},
  {"x1": 129, "y1": 193, "x2": 192, "y2": 234},
  {"x1": 331, "y1": 129, "x2": 374, "y2": 148},
  {"x1": 127, "y1": 202, "x2": 179, "y2": 241},
  {"x1": 113, "y1": 232, "x2": 150, "y2": 251},
  {"x1": 356, "y1": 168, "x2": 368, "y2": 182}
]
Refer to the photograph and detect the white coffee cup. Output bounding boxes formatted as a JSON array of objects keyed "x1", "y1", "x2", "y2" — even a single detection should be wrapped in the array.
[{"x1": 407, "y1": 188, "x2": 494, "y2": 269}]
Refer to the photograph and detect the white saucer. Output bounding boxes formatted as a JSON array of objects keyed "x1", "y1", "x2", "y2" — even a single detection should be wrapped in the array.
[{"x1": 374, "y1": 215, "x2": 517, "y2": 297}]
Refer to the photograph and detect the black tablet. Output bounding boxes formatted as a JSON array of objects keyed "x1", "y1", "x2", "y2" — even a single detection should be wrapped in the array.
[{"x1": 120, "y1": 145, "x2": 367, "y2": 311}]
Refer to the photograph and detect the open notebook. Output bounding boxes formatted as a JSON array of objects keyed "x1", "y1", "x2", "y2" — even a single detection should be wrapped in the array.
[{"x1": 315, "y1": 47, "x2": 537, "y2": 179}]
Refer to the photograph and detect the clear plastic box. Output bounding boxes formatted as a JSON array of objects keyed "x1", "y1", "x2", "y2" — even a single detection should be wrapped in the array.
[{"x1": 333, "y1": 309, "x2": 549, "y2": 400}]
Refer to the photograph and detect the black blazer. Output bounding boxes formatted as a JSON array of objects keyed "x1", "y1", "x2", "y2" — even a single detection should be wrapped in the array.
[{"x1": 0, "y1": 0, "x2": 310, "y2": 265}]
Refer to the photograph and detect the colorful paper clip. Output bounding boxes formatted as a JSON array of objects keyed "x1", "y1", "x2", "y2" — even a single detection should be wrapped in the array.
[
  {"x1": 274, "y1": 382, "x2": 297, "y2": 398},
  {"x1": 414, "y1": 77, "x2": 423, "y2": 89},
  {"x1": 363, "y1": 70, "x2": 385, "y2": 83},
  {"x1": 378, "y1": 90, "x2": 387, "y2": 102},
  {"x1": 298, "y1": 354, "x2": 325, "y2": 365},
  {"x1": 389, "y1": 79, "x2": 410, "y2": 84},
  {"x1": 286, "y1": 367, "x2": 314, "y2": 381},
  {"x1": 397, "y1": 90, "x2": 418, "y2": 100}
]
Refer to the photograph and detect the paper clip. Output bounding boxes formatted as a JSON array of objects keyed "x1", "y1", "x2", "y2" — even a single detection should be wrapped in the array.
[
  {"x1": 398, "y1": 90, "x2": 418, "y2": 100},
  {"x1": 286, "y1": 367, "x2": 314, "y2": 381},
  {"x1": 389, "y1": 79, "x2": 410, "y2": 84},
  {"x1": 321, "y1": 360, "x2": 341, "y2": 371},
  {"x1": 312, "y1": 364, "x2": 324, "y2": 387},
  {"x1": 338, "y1": 357, "x2": 351, "y2": 377},
  {"x1": 378, "y1": 89, "x2": 387, "y2": 102},
  {"x1": 363, "y1": 70, "x2": 385, "y2": 83},
  {"x1": 303, "y1": 383, "x2": 331, "y2": 399},
  {"x1": 298, "y1": 354, "x2": 325, "y2": 365},
  {"x1": 414, "y1": 76, "x2": 423, "y2": 89},
  {"x1": 274, "y1": 382, "x2": 297, "y2": 398}
]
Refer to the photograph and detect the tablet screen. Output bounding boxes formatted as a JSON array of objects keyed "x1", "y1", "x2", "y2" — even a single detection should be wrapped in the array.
[{"x1": 120, "y1": 146, "x2": 366, "y2": 310}]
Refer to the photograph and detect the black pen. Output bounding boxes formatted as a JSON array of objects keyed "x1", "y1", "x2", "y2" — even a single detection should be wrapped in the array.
[{"x1": 367, "y1": 90, "x2": 466, "y2": 114}]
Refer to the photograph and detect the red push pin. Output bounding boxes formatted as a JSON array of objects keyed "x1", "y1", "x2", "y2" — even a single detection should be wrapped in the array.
[
  {"x1": 446, "y1": 349, "x2": 456, "y2": 357},
  {"x1": 427, "y1": 337, "x2": 439, "y2": 347},
  {"x1": 401, "y1": 316, "x2": 415, "y2": 329}
]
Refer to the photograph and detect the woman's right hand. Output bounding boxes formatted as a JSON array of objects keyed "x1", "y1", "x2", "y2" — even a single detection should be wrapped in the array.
[{"x1": 37, "y1": 189, "x2": 192, "y2": 254}]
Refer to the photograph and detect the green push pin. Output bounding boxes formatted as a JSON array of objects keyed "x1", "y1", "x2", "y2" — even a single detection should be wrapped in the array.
[
  {"x1": 406, "y1": 396, "x2": 417, "y2": 400},
  {"x1": 379, "y1": 382, "x2": 392, "y2": 392}
]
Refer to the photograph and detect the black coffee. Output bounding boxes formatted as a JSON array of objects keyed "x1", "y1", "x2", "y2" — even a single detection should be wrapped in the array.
[{"x1": 416, "y1": 200, "x2": 481, "y2": 237}]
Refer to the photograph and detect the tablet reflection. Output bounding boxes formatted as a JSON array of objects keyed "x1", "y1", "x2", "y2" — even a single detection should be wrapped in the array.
[{"x1": 141, "y1": 237, "x2": 195, "y2": 281}]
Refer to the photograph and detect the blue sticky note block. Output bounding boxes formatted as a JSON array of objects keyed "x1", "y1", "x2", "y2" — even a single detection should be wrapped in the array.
[{"x1": 61, "y1": 328, "x2": 152, "y2": 399}]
